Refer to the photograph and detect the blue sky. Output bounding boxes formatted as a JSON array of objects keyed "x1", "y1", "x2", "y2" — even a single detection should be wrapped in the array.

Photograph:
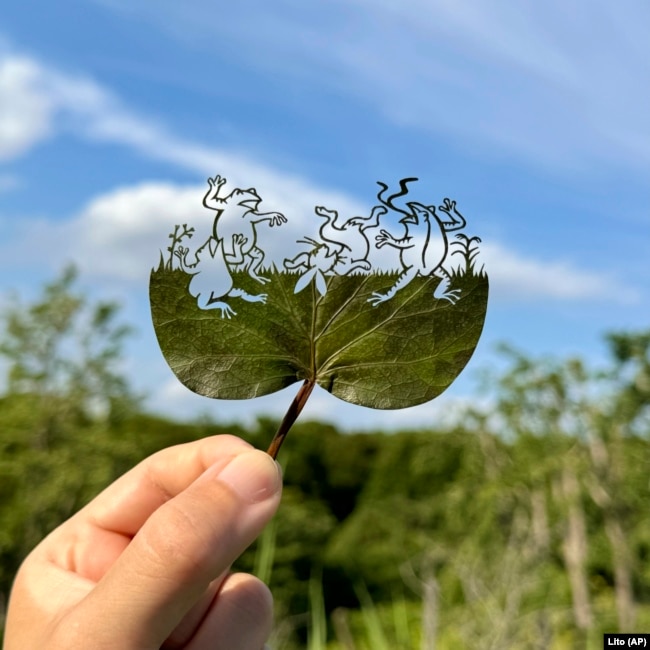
[{"x1": 1, "y1": 0, "x2": 648, "y2": 431}]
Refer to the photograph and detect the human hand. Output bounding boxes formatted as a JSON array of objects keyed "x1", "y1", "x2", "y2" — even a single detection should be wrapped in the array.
[{"x1": 4, "y1": 435, "x2": 282, "y2": 649}]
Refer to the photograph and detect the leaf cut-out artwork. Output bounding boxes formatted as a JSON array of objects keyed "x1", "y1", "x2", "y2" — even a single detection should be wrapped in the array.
[{"x1": 150, "y1": 176, "x2": 489, "y2": 457}]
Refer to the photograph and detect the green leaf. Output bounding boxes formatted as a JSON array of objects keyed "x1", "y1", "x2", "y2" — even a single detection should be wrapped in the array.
[
  {"x1": 149, "y1": 268, "x2": 488, "y2": 409},
  {"x1": 149, "y1": 177, "x2": 489, "y2": 419}
]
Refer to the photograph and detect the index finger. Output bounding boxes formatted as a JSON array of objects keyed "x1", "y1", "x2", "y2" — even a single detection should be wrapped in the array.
[{"x1": 78, "y1": 435, "x2": 253, "y2": 536}]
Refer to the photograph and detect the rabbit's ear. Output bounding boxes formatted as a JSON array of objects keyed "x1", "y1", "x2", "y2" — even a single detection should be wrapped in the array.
[
  {"x1": 315, "y1": 271, "x2": 328, "y2": 296},
  {"x1": 294, "y1": 268, "x2": 317, "y2": 294}
]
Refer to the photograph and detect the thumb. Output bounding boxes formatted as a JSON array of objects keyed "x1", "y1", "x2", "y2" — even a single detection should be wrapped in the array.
[{"x1": 75, "y1": 448, "x2": 282, "y2": 648}]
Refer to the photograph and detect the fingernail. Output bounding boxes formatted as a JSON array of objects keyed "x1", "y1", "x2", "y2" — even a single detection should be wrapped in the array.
[{"x1": 217, "y1": 450, "x2": 282, "y2": 503}]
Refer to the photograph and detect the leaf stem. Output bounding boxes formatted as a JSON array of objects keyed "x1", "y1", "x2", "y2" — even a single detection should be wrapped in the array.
[{"x1": 266, "y1": 379, "x2": 316, "y2": 459}]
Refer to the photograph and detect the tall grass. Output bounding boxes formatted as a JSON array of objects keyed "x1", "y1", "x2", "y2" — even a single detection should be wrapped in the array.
[
  {"x1": 253, "y1": 522, "x2": 422, "y2": 650},
  {"x1": 308, "y1": 572, "x2": 328, "y2": 650},
  {"x1": 253, "y1": 517, "x2": 277, "y2": 586}
]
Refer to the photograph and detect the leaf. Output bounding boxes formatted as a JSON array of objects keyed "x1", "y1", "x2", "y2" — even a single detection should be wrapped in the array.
[
  {"x1": 149, "y1": 175, "x2": 489, "y2": 450},
  {"x1": 149, "y1": 268, "x2": 488, "y2": 410}
]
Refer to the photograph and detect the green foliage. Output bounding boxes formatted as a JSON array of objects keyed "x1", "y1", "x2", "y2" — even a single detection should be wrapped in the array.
[
  {"x1": 149, "y1": 267, "x2": 488, "y2": 408},
  {"x1": 0, "y1": 393, "x2": 139, "y2": 581},
  {"x1": 0, "y1": 265, "x2": 135, "y2": 430},
  {"x1": 2, "y1": 269, "x2": 650, "y2": 649}
]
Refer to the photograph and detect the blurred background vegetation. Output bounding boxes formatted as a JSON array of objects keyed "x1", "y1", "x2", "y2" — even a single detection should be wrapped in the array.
[{"x1": 1, "y1": 268, "x2": 649, "y2": 649}]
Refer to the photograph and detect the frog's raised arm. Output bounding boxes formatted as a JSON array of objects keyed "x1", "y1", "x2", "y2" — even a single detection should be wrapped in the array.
[
  {"x1": 203, "y1": 175, "x2": 228, "y2": 211},
  {"x1": 437, "y1": 198, "x2": 466, "y2": 232}
]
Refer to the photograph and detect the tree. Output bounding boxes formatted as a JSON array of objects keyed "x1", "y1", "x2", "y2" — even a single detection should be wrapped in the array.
[
  {"x1": 490, "y1": 347, "x2": 595, "y2": 643},
  {"x1": 0, "y1": 267, "x2": 140, "y2": 639},
  {"x1": 490, "y1": 338, "x2": 650, "y2": 636},
  {"x1": 583, "y1": 331, "x2": 650, "y2": 632},
  {"x1": 0, "y1": 265, "x2": 136, "y2": 444}
]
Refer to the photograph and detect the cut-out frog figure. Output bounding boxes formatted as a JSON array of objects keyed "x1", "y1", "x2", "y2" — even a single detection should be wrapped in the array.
[
  {"x1": 368, "y1": 199, "x2": 466, "y2": 306},
  {"x1": 201, "y1": 175, "x2": 286, "y2": 284}
]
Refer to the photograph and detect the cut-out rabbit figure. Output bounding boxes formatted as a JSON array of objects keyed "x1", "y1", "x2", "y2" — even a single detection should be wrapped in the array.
[
  {"x1": 284, "y1": 203, "x2": 387, "y2": 295},
  {"x1": 175, "y1": 234, "x2": 267, "y2": 318}
]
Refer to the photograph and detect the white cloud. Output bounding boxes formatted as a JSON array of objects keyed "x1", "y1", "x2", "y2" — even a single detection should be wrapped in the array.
[
  {"x1": 2, "y1": 178, "x2": 636, "y2": 308},
  {"x1": 0, "y1": 57, "x2": 54, "y2": 160},
  {"x1": 67, "y1": 183, "x2": 202, "y2": 281},
  {"x1": 0, "y1": 50, "x2": 197, "y2": 167},
  {"x1": 0, "y1": 50, "x2": 226, "y2": 173},
  {"x1": 0, "y1": 50, "x2": 136, "y2": 162},
  {"x1": 481, "y1": 242, "x2": 639, "y2": 305}
]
